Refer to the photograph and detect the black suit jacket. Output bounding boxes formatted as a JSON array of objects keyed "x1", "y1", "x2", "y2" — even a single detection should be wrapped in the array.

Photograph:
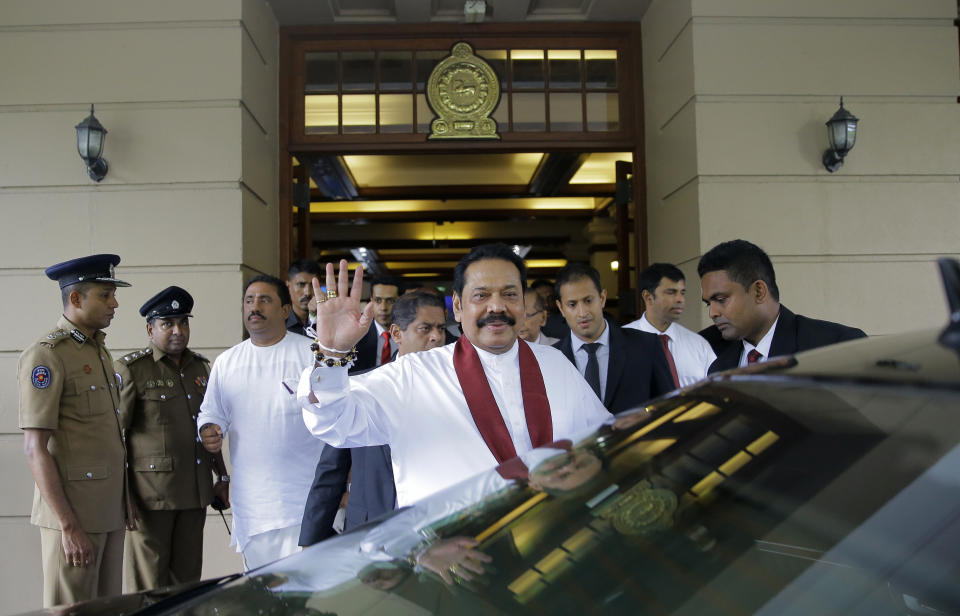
[
  {"x1": 298, "y1": 444, "x2": 396, "y2": 546},
  {"x1": 353, "y1": 322, "x2": 379, "y2": 372},
  {"x1": 554, "y1": 320, "x2": 675, "y2": 414},
  {"x1": 708, "y1": 305, "x2": 867, "y2": 374}
]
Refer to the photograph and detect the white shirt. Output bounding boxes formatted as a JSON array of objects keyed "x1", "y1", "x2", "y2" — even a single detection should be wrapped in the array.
[
  {"x1": 739, "y1": 315, "x2": 780, "y2": 367},
  {"x1": 198, "y1": 332, "x2": 323, "y2": 551},
  {"x1": 624, "y1": 313, "x2": 716, "y2": 387},
  {"x1": 569, "y1": 322, "x2": 611, "y2": 401},
  {"x1": 374, "y1": 321, "x2": 398, "y2": 367},
  {"x1": 299, "y1": 340, "x2": 611, "y2": 507}
]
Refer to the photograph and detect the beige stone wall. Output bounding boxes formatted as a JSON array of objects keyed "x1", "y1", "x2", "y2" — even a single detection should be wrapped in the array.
[
  {"x1": 642, "y1": 0, "x2": 960, "y2": 334},
  {"x1": 0, "y1": 0, "x2": 278, "y2": 612}
]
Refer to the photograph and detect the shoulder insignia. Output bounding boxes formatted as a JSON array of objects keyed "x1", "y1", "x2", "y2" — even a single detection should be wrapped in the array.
[
  {"x1": 118, "y1": 347, "x2": 153, "y2": 366},
  {"x1": 39, "y1": 329, "x2": 70, "y2": 348},
  {"x1": 31, "y1": 366, "x2": 52, "y2": 389}
]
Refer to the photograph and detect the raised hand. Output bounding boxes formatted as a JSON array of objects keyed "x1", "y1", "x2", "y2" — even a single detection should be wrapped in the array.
[{"x1": 312, "y1": 259, "x2": 375, "y2": 356}]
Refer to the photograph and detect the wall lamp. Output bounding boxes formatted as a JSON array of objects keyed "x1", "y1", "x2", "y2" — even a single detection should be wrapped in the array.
[
  {"x1": 822, "y1": 97, "x2": 859, "y2": 173},
  {"x1": 75, "y1": 104, "x2": 108, "y2": 182}
]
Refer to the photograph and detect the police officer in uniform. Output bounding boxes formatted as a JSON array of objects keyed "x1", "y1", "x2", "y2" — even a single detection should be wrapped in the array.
[
  {"x1": 19, "y1": 254, "x2": 133, "y2": 607},
  {"x1": 116, "y1": 286, "x2": 229, "y2": 591}
]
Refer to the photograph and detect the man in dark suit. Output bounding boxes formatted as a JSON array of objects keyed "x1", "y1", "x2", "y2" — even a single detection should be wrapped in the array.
[
  {"x1": 552, "y1": 263, "x2": 675, "y2": 414},
  {"x1": 285, "y1": 259, "x2": 320, "y2": 338},
  {"x1": 699, "y1": 239, "x2": 866, "y2": 374},
  {"x1": 299, "y1": 291, "x2": 448, "y2": 546},
  {"x1": 353, "y1": 276, "x2": 402, "y2": 371}
]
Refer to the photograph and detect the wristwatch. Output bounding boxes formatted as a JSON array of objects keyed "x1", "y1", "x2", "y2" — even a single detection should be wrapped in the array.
[{"x1": 218, "y1": 474, "x2": 230, "y2": 483}]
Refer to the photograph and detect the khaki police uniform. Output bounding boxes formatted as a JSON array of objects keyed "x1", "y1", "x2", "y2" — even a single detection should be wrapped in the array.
[
  {"x1": 18, "y1": 315, "x2": 127, "y2": 607},
  {"x1": 116, "y1": 343, "x2": 215, "y2": 591}
]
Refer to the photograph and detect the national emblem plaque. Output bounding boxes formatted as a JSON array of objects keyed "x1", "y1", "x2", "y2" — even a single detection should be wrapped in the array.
[{"x1": 426, "y1": 41, "x2": 501, "y2": 140}]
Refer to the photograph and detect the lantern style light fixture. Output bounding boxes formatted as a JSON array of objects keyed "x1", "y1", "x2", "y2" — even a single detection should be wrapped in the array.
[
  {"x1": 75, "y1": 104, "x2": 108, "y2": 182},
  {"x1": 822, "y1": 97, "x2": 859, "y2": 173}
]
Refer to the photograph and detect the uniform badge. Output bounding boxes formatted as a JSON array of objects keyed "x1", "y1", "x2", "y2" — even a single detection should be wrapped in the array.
[
  {"x1": 195, "y1": 376, "x2": 207, "y2": 388},
  {"x1": 70, "y1": 329, "x2": 87, "y2": 344},
  {"x1": 82, "y1": 364, "x2": 92, "y2": 374},
  {"x1": 171, "y1": 300, "x2": 180, "y2": 310},
  {"x1": 165, "y1": 379, "x2": 174, "y2": 388},
  {"x1": 31, "y1": 366, "x2": 52, "y2": 389}
]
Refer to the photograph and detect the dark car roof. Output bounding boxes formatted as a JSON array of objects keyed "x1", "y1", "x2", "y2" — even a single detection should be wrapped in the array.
[{"x1": 714, "y1": 328, "x2": 960, "y2": 389}]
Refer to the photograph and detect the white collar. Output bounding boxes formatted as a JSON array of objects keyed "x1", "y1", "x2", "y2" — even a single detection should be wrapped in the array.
[
  {"x1": 743, "y1": 314, "x2": 780, "y2": 359},
  {"x1": 473, "y1": 338, "x2": 519, "y2": 367},
  {"x1": 571, "y1": 318, "x2": 609, "y2": 352},
  {"x1": 639, "y1": 312, "x2": 679, "y2": 338}
]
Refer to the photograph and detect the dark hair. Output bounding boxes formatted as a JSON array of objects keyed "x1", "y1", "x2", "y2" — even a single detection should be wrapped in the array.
[
  {"x1": 530, "y1": 279, "x2": 554, "y2": 292},
  {"x1": 554, "y1": 262, "x2": 602, "y2": 298},
  {"x1": 697, "y1": 239, "x2": 780, "y2": 301},
  {"x1": 287, "y1": 259, "x2": 320, "y2": 279},
  {"x1": 244, "y1": 274, "x2": 292, "y2": 306},
  {"x1": 369, "y1": 275, "x2": 403, "y2": 295},
  {"x1": 452, "y1": 243, "x2": 527, "y2": 296},
  {"x1": 524, "y1": 287, "x2": 545, "y2": 313},
  {"x1": 61, "y1": 281, "x2": 94, "y2": 308},
  {"x1": 390, "y1": 291, "x2": 445, "y2": 331},
  {"x1": 638, "y1": 263, "x2": 685, "y2": 297}
]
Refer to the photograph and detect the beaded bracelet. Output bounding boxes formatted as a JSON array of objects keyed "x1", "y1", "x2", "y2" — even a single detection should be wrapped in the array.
[{"x1": 311, "y1": 342, "x2": 358, "y2": 368}]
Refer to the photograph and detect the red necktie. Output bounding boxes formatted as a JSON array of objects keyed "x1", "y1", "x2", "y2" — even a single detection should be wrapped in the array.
[
  {"x1": 453, "y1": 336, "x2": 553, "y2": 464},
  {"x1": 659, "y1": 334, "x2": 680, "y2": 388},
  {"x1": 380, "y1": 331, "x2": 392, "y2": 365},
  {"x1": 747, "y1": 349, "x2": 763, "y2": 364}
]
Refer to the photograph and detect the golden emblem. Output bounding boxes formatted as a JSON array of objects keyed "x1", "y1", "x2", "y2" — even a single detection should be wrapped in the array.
[
  {"x1": 596, "y1": 480, "x2": 677, "y2": 536},
  {"x1": 426, "y1": 42, "x2": 500, "y2": 140}
]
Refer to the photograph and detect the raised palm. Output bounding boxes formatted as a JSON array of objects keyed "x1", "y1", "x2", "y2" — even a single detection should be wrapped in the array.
[{"x1": 311, "y1": 259, "x2": 375, "y2": 354}]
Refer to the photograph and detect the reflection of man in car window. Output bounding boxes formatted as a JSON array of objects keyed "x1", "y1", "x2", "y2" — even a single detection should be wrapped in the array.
[{"x1": 527, "y1": 449, "x2": 603, "y2": 494}]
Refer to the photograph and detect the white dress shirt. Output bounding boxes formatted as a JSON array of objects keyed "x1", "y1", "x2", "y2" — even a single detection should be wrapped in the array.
[
  {"x1": 739, "y1": 315, "x2": 780, "y2": 367},
  {"x1": 198, "y1": 332, "x2": 322, "y2": 552},
  {"x1": 624, "y1": 313, "x2": 716, "y2": 387},
  {"x1": 568, "y1": 322, "x2": 611, "y2": 401},
  {"x1": 374, "y1": 321, "x2": 398, "y2": 366},
  {"x1": 298, "y1": 340, "x2": 611, "y2": 507}
]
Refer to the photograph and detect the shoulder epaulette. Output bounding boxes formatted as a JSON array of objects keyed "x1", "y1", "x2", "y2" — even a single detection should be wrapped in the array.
[
  {"x1": 38, "y1": 329, "x2": 70, "y2": 348},
  {"x1": 118, "y1": 347, "x2": 153, "y2": 365}
]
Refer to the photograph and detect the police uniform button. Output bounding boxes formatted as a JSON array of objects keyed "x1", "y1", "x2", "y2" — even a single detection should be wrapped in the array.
[
  {"x1": 181, "y1": 373, "x2": 185, "y2": 378},
  {"x1": 116, "y1": 409, "x2": 120, "y2": 414},
  {"x1": 192, "y1": 415, "x2": 197, "y2": 420},
  {"x1": 187, "y1": 394, "x2": 192, "y2": 399},
  {"x1": 85, "y1": 472, "x2": 93, "y2": 478},
  {"x1": 90, "y1": 385, "x2": 96, "y2": 391},
  {"x1": 149, "y1": 464, "x2": 156, "y2": 470},
  {"x1": 160, "y1": 394, "x2": 166, "y2": 400},
  {"x1": 196, "y1": 458, "x2": 201, "y2": 465}
]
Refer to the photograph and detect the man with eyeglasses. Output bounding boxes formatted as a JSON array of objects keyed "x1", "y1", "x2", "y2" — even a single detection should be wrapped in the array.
[
  {"x1": 518, "y1": 288, "x2": 559, "y2": 346},
  {"x1": 354, "y1": 276, "x2": 402, "y2": 371}
]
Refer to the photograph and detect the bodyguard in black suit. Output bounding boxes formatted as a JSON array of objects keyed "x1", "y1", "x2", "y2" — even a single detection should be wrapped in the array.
[
  {"x1": 552, "y1": 263, "x2": 675, "y2": 414},
  {"x1": 299, "y1": 291, "x2": 448, "y2": 546},
  {"x1": 699, "y1": 239, "x2": 866, "y2": 374}
]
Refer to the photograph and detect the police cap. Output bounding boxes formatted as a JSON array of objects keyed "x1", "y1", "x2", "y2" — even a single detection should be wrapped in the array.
[
  {"x1": 45, "y1": 254, "x2": 131, "y2": 289},
  {"x1": 140, "y1": 286, "x2": 194, "y2": 321}
]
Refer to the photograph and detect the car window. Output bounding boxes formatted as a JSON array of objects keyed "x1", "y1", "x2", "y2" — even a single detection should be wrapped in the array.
[{"x1": 167, "y1": 379, "x2": 960, "y2": 615}]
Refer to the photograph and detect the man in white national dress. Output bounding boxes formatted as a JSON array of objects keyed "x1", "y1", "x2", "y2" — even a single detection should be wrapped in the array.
[{"x1": 298, "y1": 243, "x2": 612, "y2": 510}]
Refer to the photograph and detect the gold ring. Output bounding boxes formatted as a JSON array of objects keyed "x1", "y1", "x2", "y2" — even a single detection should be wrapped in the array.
[{"x1": 326, "y1": 290, "x2": 338, "y2": 299}]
